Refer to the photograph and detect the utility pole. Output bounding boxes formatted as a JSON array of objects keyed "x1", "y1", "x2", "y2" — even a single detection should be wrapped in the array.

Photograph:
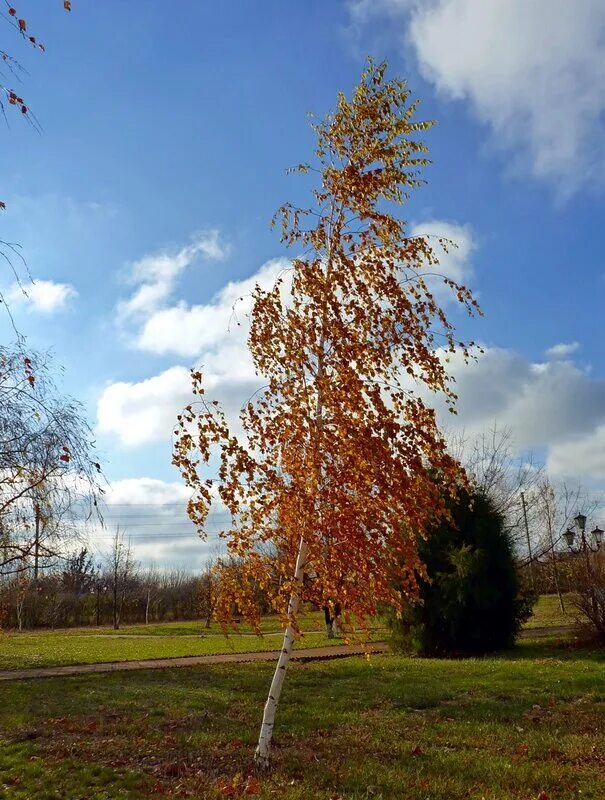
[
  {"x1": 544, "y1": 488, "x2": 565, "y2": 612},
  {"x1": 33, "y1": 502, "x2": 41, "y2": 582},
  {"x1": 521, "y1": 492, "x2": 535, "y2": 591}
]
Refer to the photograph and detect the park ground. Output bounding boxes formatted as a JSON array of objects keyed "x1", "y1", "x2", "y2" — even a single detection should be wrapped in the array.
[
  {"x1": 1, "y1": 596, "x2": 603, "y2": 799},
  {"x1": 0, "y1": 595, "x2": 573, "y2": 671}
]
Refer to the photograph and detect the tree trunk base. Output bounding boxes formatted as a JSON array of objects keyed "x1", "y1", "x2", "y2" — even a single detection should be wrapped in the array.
[{"x1": 253, "y1": 747, "x2": 271, "y2": 772}]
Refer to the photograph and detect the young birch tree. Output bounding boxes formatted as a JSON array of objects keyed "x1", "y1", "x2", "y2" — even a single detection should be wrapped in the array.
[{"x1": 173, "y1": 59, "x2": 479, "y2": 769}]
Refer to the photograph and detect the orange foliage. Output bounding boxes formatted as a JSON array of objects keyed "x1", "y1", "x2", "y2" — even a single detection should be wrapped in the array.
[{"x1": 173, "y1": 59, "x2": 480, "y2": 633}]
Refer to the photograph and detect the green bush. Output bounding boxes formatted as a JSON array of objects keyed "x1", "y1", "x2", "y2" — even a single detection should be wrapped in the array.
[{"x1": 390, "y1": 488, "x2": 534, "y2": 656}]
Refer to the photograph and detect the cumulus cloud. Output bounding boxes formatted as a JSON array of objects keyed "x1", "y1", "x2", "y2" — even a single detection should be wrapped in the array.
[
  {"x1": 118, "y1": 230, "x2": 230, "y2": 321},
  {"x1": 96, "y1": 364, "x2": 263, "y2": 449},
  {"x1": 99, "y1": 255, "x2": 292, "y2": 448},
  {"x1": 97, "y1": 366, "x2": 192, "y2": 447},
  {"x1": 101, "y1": 222, "x2": 475, "y2": 448},
  {"x1": 129, "y1": 222, "x2": 471, "y2": 360},
  {"x1": 545, "y1": 342, "x2": 580, "y2": 360},
  {"x1": 136, "y1": 257, "x2": 291, "y2": 358},
  {"x1": 349, "y1": 0, "x2": 605, "y2": 191},
  {"x1": 548, "y1": 426, "x2": 605, "y2": 480},
  {"x1": 104, "y1": 477, "x2": 191, "y2": 507},
  {"x1": 430, "y1": 347, "x2": 605, "y2": 444},
  {"x1": 410, "y1": 220, "x2": 475, "y2": 301},
  {"x1": 418, "y1": 345, "x2": 605, "y2": 480},
  {"x1": 7, "y1": 279, "x2": 77, "y2": 313},
  {"x1": 97, "y1": 340, "x2": 605, "y2": 482}
]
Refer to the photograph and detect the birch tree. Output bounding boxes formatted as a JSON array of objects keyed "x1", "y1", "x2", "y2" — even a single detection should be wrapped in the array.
[
  {"x1": 0, "y1": 346, "x2": 103, "y2": 576},
  {"x1": 173, "y1": 59, "x2": 480, "y2": 769}
]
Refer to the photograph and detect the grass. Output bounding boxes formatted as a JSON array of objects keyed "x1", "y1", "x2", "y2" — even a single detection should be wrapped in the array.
[
  {"x1": 0, "y1": 638, "x2": 604, "y2": 799},
  {"x1": 0, "y1": 610, "x2": 385, "y2": 671},
  {"x1": 0, "y1": 594, "x2": 577, "y2": 672},
  {"x1": 524, "y1": 593, "x2": 576, "y2": 630},
  {"x1": 0, "y1": 629, "x2": 372, "y2": 671},
  {"x1": 32, "y1": 611, "x2": 333, "y2": 638}
]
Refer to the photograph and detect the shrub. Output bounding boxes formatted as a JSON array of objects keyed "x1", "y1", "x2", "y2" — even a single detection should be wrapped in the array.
[
  {"x1": 571, "y1": 551, "x2": 605, "y2": 643},
  {"x1": 390, "y1": 487, "x2": 534, "y2": 656}
]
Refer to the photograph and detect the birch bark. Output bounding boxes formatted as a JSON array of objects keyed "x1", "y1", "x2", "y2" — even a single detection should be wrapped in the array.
[
  {"x1": 254, "y1": 536, "x2": 308, "y2": 769},
  {"x1": 255, "y1": 208, "x2": 335, "y2": 769}
]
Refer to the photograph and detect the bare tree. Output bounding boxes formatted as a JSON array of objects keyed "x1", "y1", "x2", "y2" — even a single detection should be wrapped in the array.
[
  {"x1": 0, "y1": 3, "x2": 74, "y2": 319},
  {"x1": 198, "y1": 556, "x2": 220, "y2": 629},
  {"x1": 0, "y1": 346, "x2": 103, "y2": 576},
  {"x1": 520, "y1": 480, "x2": 600, "y2": 568},
  {"x1": 106, "y1": 528, "x2": 136, "y2": 630},
  {"x1": 140, "y1": 566, "x2": 160, "y2": 625},
  {"x1": 450, "y1": 425, "x2": 544, "y2": 553}
]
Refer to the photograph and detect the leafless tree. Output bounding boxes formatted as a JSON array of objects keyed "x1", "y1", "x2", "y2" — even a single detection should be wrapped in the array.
[
  {"x1": 199, "y1": 555, "x2": 221, "y2": 629},
  {"x1": 450, "y1": 425, "x2": 544, "y2": 552},
  {"x1": 106, "y1": 528, "x2": 137, "y2": 630},
  {"x1": 0, "y1": 345, "x2": 103, "y2": 576}
]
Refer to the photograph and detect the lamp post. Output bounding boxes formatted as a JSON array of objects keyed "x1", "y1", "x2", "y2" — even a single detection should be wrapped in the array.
[
  {"x1": 563, "y1": 513, "x2": 603, "y2": 618},
  {"x1": 564, "y1": 512, "x2": 602, "y2": 591},
  {"x1": 563, "y1": 513, "x2": 603, "y2": 556}
]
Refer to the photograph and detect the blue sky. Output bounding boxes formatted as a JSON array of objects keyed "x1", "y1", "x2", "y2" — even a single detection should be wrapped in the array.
[{"x1": 2, "y1": 1, "x2": 605, "y2": 566}]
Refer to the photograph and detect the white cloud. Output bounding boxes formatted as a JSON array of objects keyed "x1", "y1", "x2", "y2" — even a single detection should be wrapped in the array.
[
  {"x1": 548, "y1": 426, "x2": 605, "y2": 480},
  {"x1": 85, "y1": 477, "x2": 225, "y2": 568},
  {"x1": 99, "y1": 256, "x2": 291, "y2": 448},
  {"x1": 132, "y1": 222, "x2": 470, "y2": 360},
  {"x1": 545, "y1": 341, "x2": 580, "y2": 359},
  {"x1": 97, "y1": 366, "x2": 192, "y2": 447},
  {"x1": 102, "y1": 229, "x2": 605, "y2": 485},
  {"x1": 98, "y1": 341, "x2": 605, "y2": 483},
  {"x1": 104, "y1": 477, "x2": 191, "y2": 507},
  {"x1": 7, "y1": 279, "x2": 77, "y2": 313},
  {"x1": 410, "y1": 220, "x2": 475, "y2": 300},
  {"x1": 430, "y1": 346, "x2": 605, "y2": 447},
  {"x1": 350, "y1": 0, "x2": 605, "y2": 191},
  {"x1": 135, "y1": 257, "x2": 290, "y2": 358},
  {"x1": 118, "y1": 231, "x2": 230, "y2": 321},
  {"x1": 101, "y1": 225, "x2": 475, "y2": 448},
  {"x1": 418, "y1": 345, "x2": 605, "y2": 481}
]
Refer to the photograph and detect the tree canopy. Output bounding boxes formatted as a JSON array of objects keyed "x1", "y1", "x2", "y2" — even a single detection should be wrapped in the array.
[{"x1": 173, "y1": 58, "x2": 480, "y2": 767}]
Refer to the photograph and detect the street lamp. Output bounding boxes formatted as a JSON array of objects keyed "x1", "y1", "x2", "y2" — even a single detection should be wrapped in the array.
[
  {"x1": 574, "y1": 512, "x2": 587, "y2": 532},
  {"x1": 563, "y1": 514, "x2": 603, "y2": 553}
]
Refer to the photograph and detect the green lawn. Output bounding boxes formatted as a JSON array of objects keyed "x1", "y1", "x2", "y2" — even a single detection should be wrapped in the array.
[
  {"x1": 0, "y1": 639, "x2": 604, "y2": 799},
  {"x1": 35, "y1": 611, "x2": 332, "y2": 638},
  {"x1": 0, "y1": 593, "x2": 579, "y2": 672},
  {"x1": 524, "y1": 593, "x2": 577, "y2": 629},
  {"x1": 0, "y1": 629, "x2": 369, "y2": 671},
  {"x1": 0, "y1": 610, "x2": 387, "y2": 671}
]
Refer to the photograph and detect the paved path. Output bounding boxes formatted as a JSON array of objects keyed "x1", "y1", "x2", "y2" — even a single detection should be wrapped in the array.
[
  {"x1": 521, "y1": 625, "x2": 576, "y2": 639},
  {"x1": 0, "y1": 642, "x2": 390, "y2": 682}
]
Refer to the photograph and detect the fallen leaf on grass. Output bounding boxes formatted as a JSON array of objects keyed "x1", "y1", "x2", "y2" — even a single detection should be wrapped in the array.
[{"x1": 215, "y1": 774, "x2": 260, "y2": 797}]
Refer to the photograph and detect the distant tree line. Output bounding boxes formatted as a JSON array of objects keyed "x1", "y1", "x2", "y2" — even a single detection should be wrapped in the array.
[
  {"x1": 0, "y1": 526, "x2": 280, "y2": 632},
  {"x1": 0, "y1": 546, "x2": 216, "y2": 631}
]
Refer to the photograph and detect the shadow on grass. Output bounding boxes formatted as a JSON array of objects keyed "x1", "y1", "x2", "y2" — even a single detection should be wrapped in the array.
[{"x1": 1, "y1": 640, "x2": 604, "y2": 799}]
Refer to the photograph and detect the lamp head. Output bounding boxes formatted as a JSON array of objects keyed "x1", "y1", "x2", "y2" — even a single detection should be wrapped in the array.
[{"x1": 563, "y1": 528, "x2": 576, "y2": 548}]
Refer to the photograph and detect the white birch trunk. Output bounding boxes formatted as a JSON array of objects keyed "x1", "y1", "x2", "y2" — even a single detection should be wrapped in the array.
[{"x1": 254, "y1": 536, "x2": 308, "y2": 769}]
